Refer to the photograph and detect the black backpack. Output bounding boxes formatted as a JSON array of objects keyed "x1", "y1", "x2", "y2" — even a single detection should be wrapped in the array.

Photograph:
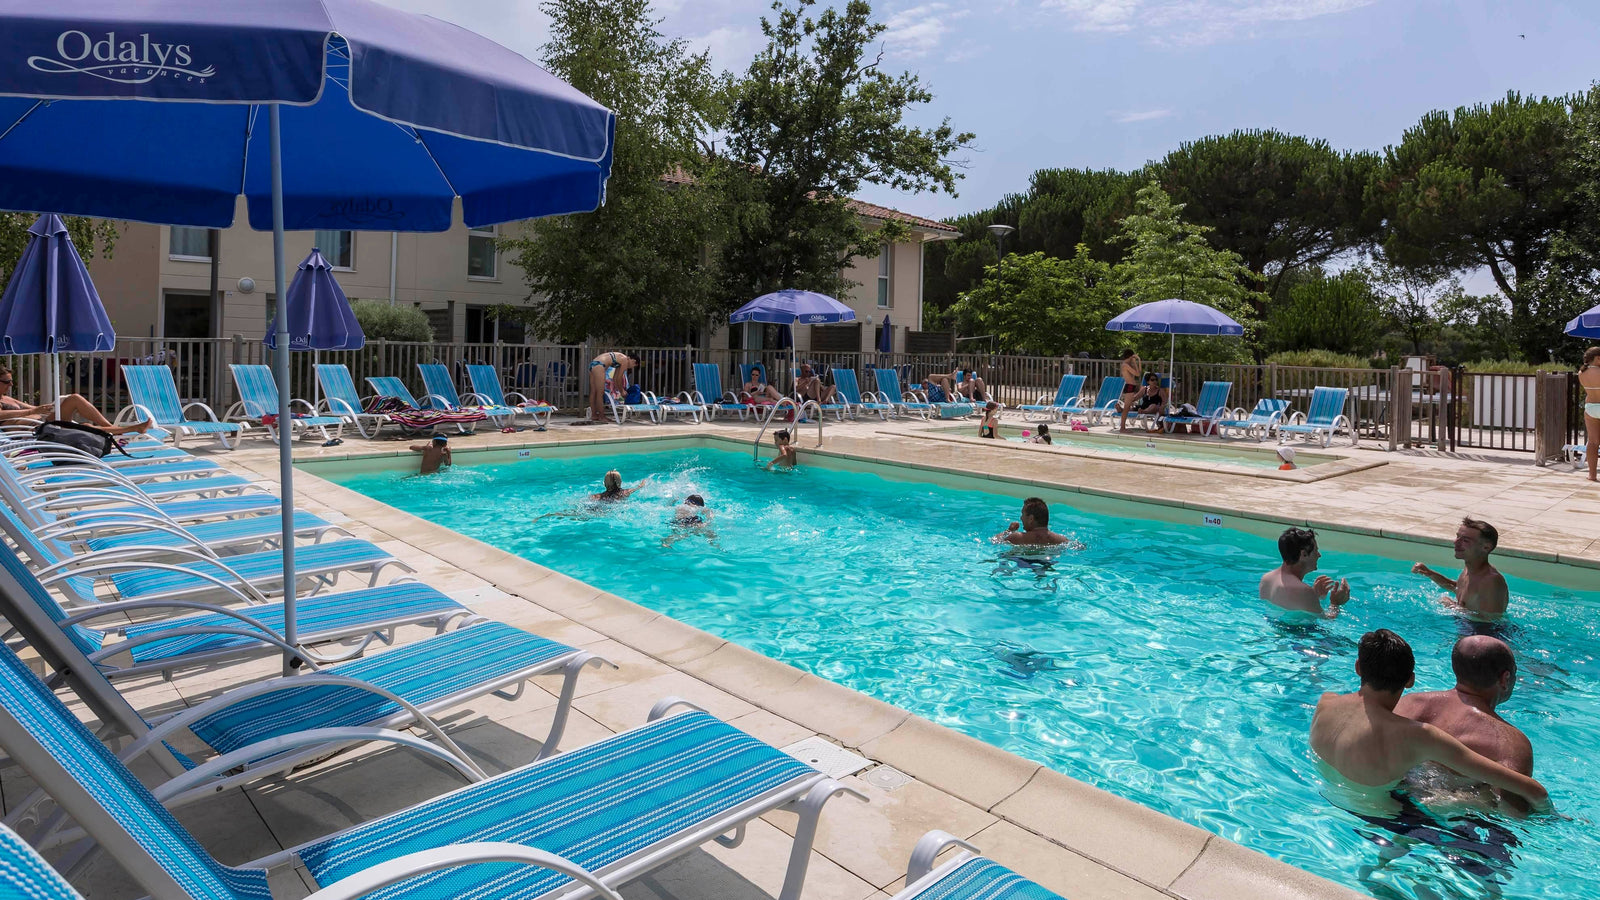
[{"x1": 31, "y1": 420, "x2": 134, "y2": 465}]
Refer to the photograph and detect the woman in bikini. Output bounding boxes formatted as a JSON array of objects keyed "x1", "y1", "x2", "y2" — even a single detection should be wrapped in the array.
[
  {"x1": 742, "y1": 364, "x2": 783, "y2": 403},
  {"x1": 583, "y1": 352, "x2": 636, "y2": 423},
  {"x1": 1580, "y1": 346, "x2": 1600, "y2": 482},
  {"x1": 0, "y1": 365, "x2": 151, "y2": 436}
]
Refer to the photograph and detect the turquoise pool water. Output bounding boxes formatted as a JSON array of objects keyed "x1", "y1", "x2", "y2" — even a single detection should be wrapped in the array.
[
  {"x1": 323, "y1": 446, "x2": 1600, "y2": 900},
  {"x1": 935, "y1": 423, "x2": 1341, "y2": 468}
]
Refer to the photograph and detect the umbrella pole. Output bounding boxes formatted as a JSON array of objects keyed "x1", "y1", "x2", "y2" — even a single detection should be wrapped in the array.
[
  {"x1": 269, "y1": 105, "x2": 299, "y2": 673},
  {"x1": 52, "y1": 355, "x2": 60, "y2": 420},
  {"x1": 1168, "y1": 332, "x2": 1175, "y2": 395}
]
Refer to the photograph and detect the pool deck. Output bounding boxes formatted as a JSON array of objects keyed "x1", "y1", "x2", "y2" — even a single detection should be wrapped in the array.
[{"x1": 44, "y1": 412, "x2": 1598, "y2": 900}]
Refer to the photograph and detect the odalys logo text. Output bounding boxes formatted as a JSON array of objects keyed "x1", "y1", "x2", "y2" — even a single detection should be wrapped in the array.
[
  {"x1": 28, "y1": 31, "x2": 215, "y2": 85},
  {"x1": 321, "y1": 198, "x2": 405, "y2": 225}
]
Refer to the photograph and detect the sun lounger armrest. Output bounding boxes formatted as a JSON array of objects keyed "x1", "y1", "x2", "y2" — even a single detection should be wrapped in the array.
[
  {"x1": 34, "y1": 509, "x2": 179, "y2": 540},
  {"x1": 905, "y1": 830, "x2": 981, "y2": 884},
  {"x1": 35, "y1": 487, "x2": 158, "y2": 513},
  {"x1": 305, "y1": 844, "x2": 625, "y2": 900},
  {"x1": 40, "y1": 558, "x2": 271, "y2": 606},
  {"x1": 33, "y1": 543, "x2": 221, "y2": 578},
  {"x1": 503, "y1": 390, "x2": 533, "y2": 405},
  {"x1": 178, "y1": 400, "x2": 227, "y2": 423}
]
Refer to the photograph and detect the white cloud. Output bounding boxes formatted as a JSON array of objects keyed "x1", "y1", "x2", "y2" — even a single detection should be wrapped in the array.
[
  {"x1": 1043, "y1": 0, "x2": 1381, "y2": 44},
  {"x1": 882, "y1": 4, "x2": 972, "y2": 59},
  {"x1": 1113, "y1": 108, "x2": 1174, "y2": 123},
  {"x1": 685, "y1": 25, "x2": 766, "y2": 71}
]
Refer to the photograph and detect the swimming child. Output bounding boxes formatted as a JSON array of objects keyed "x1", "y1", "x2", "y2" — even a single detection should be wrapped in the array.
[
  {"x1": 979, "y1": 401, "x2": 1001, "y2": 439},
  {"x1": 593, "y1": 470, "x2": 649, "y2": 501},
  {"x1": 1277, "y1": 446, "x2": 1297, "y2": 471},
  {"x1": 1029, "y1": 423, "x2": 1053, "y2": 444},
  {"x1": 663, "y1": 494, "x2": 717, "y2": 547},
  {"x1": 409, "y1": 434, "x2": 451, "y2": 475},
  {"x1": 766, "y1": 429, "x2": 799, "y2": 470}
]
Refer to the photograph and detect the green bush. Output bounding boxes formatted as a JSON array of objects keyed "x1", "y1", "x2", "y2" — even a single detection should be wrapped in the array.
[
  {"x1": 351, "y1": 300, "x2": 434, "y2": 342},
  {"x1": 1264, "y1": 349, "x2": 1372, "y2": 369},
  {"x1": 1461, "y1": 358, "x2": 1572, "y2": 374}
]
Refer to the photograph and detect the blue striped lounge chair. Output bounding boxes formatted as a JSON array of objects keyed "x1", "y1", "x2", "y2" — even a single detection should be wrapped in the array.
[
  {"x1": 1277, "y1": 386, "x2": 1355, "y2": 447},
  {"x1": 1565, "y1": 442, "x2": 1588, "y2": 462},
  {"x1": 654, "y1": 388, "x2": 706, "y2": 424},
  {"x1": 316, "y1": 364, "x2": 395, "y2": 439},
  {"x1": 226, "y1": 363, "x2": 344, "y2": 443},
  {"x1": 0, "y1": 819, "x2": 632, "y2": 900},
  {"x1": 1215, "y1": 398, "x2": 1289, "y2": 441},
  {"x1": 0, "y1": 500, "x2": 412, "y2": 607},
  {"x1": 2, "y1": 462, "x2": 284, "y2": 526},
  {"x1": 910, "y1": 378, "x2": 976, "y2": 419},
  {"x1": 116, "y1": 364, "x2": 245, "y2": 449},
  {"x1": 467, "y1": 364, "x2": 553, "y2": 429},
  {"x1": 691, "y1": 363, "x2": 756, "y2": 420},
  {"x1": 3, "y1": 433, "x2": 223, "y2": 484},
  {"x1": 419, "y1": 363, "x2": 520, "y2": 429},
  {"x1": 369, "y1": 375, "x2": 488, "y2": 433},
  {"x1": 1017, "y1": 374, "x2": 1087, "y2": 422},
  {"x1": 893, "y1": 831, "x2": 1065, "y2": 899},
  {"x1": 1162, "y1": 380, "x2": 1232, "y2": 434},
  {"x1": 0, "y1": 548, "x2": 606, "y2": 809},
  {"x1": 4, "y1": 444, "x2": 259, "y2": 503},
  {"x1": 873, "y1": 368, "x2": 936, "y2": 418},
  {"x1": 833, "y1": 368, "x2": 894, "y2": 420},
  {"x1": 1079, "y1": 376, "x2": 1126, "y2": 426},
  {"x1": 0, "y1": 620, "x2": 855, "y2": 900},
  {"x1": 605, "y1": 387, "x2": 662, "y2": 425}
]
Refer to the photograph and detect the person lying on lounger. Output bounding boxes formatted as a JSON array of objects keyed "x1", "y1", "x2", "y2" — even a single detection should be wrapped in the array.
[
  {"x1": 742, "y1": 365, "x2": 784, "y2": 403},
  {"x1": 409, "y1": 434, "x2": 451, "y2": 475},
  {"x1": 795, "y1": 364, "x2": 836, "y2": 404},
  {"x1": 1115, "y1": 372, "x2": 1166, "y2": 433},
  {"x1": 0, "y1": 365, "x2": 151, "y2": 436}
]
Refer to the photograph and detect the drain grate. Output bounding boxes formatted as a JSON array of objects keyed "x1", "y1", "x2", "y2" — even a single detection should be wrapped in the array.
[
  {"x1": 859, "y1": 764, "x2": 912, "y2": 792},
  {"x1": 780, "y1": 737, "x2": 872, "y2": 779}
]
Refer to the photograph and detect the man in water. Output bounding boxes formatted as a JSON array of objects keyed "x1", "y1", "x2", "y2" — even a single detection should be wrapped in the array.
[
  {"x1": 409, "y1": 434, "x2": 451, "y2": 475},
  {"x1": 1412, "y1": 518, "x2": 1509, "y2": 621},
  {"x1": 1396, "y1": 636, "x2": 1532, "y2": 781},
  {"x1": 1260, "y1": 527, "x2": 1351, "y2": 618},
  {"x1": 995, "y1": 497, "x2": 1081, "y2": 548},
  {"x1": 592, "y1": 470, "x2": 648, "y2": 502},
  {"x1": 1309, "y1": 629, "x2": 1549, "y2": 812}
]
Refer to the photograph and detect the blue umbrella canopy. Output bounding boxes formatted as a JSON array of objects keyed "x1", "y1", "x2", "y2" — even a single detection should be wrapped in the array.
[
  {"x1": 0, "y1": 213, "x2": 113, "y2": 355},
  {"x1": 878, "y1": 313, "x2": 893, "y2": 354},
  {"x1": 1105, "y1": 298, "x2": 1245, "y2": 387},
  {"x1": 1105, "y1": 298, "x2": 1245, "y2": 336},
  {"x1": 0, "y1": 0, "x2": 614, "y2": 672},
  {"x1": 1566, "y1": 304, "x2": 1600, "y2": 340},
  {"x1": 0, "y1": 0, "x2": 615, "y2": 229},
  {"x1": 264, "y1": 249, "x2": 364, "y2": 351},
  {"x1": 730, "y1": 289, "x2": 858, "y2": 325}
]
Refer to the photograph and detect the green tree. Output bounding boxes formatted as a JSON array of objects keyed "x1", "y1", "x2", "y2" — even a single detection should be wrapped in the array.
[
  {"x1": 1109, "y1": 181, "x2": 1262, "y2": 363},
  {"x1": 1153, "y1": 130, "x2": 1378, "y2": 299},
  {"x1": 1363, "y1": 259, "x2": 1461, "y2": 355},
  {"x1": 501, "y1": 0, "x2": 730, "y2": 344},
  {"x1": 717, "y1": 0, "x2": 974, "y2": 300},
  {"x1": 1264, "y1": 268, "x2": 1384, "y2": 356},
  {"x1": 351, "y1": 300, "x2": 433, "y2": 342},
  {"x1": 1371, "y1": 91, "x2": 1578, "y2": 359},
  {"x1": 945, "y1": 247, "x2": 1120, "y2": 355},
  {"x1": 0, "y1": 214, "x2": 120, "y2": 286}
]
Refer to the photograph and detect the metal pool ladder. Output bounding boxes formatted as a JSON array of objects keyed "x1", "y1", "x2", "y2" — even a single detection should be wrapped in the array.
[{"x1": 753, "y1": 398, "x2": 823, "y2": 460}]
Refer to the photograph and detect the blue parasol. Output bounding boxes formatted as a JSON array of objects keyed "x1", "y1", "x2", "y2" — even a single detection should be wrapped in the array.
[
  {"x1": 730, "y1": 290, "x2": 854, "y2": 391},
  {"x1": 1106, "y1": 298, "x2": 1244, "y2": 387},
  {"x1": 0, "y1": 213, "x2": 114, "y2": 417},
  {"x1": 1565, "y1": 304, "x2": 1600, "y2": 340},
  {"x1": 0, "y1": 0, "x2": 614, "y2": 669}
]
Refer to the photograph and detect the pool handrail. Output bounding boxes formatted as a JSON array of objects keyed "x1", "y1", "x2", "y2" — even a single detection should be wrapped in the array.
[{"x1": 753, "y1": 398, "x2": 822, "y2": 460}]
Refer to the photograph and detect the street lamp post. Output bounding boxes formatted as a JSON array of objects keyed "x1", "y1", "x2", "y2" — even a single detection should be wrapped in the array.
[{"x1": 986, "y1": 224, "x2": 1015, "y2": 301}]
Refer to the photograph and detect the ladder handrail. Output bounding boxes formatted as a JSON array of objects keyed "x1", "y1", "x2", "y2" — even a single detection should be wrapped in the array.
[{"x1": 753, "y1": 399, "x2": 823, "y2": 460}]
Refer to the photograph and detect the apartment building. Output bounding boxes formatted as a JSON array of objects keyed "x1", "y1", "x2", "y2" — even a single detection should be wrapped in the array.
[{"x1": 84, "y1": 196, "x2": 956, "y2": 349}]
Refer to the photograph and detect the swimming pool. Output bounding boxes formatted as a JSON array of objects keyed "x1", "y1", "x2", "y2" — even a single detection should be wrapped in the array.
[
  {"x1": 932, "y1": 423, "x2": 1344, "y2": 470},
  {"x1": 316, "y1": 443, "x2": 1600, "y2": 900}
]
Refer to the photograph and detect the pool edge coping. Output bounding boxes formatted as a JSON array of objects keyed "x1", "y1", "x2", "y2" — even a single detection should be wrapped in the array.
[{"x1": 285, "y1": 436, "x2": 1382, "y2": 900}]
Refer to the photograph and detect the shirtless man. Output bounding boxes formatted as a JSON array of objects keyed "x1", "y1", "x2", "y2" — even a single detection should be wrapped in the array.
[
  {"x1": 766, "y1": 429, "x2": 798, "y2": 470},
  {"x1": 995, "y1": 497, "x2": 1080, "y2": 547},
  {"x1": 1260, "y1": 527, "x2": 1351, "y2": 618},
  {"x1": 409, "y1": 434, "x2": 451, "y2": 475},
  {"x1": 1309, "y1": 629, "x2": 1550, "y2": 812},
  {"x1": 935, "y1": 367, "x2": 987, "y2": 401},
  {"x1": 794, "y1": 364, "x2": 836, "y2": 404},
  {"x1": 1412, "y1": 518, "x2": 1509, "y2": 621},
  {"x1": 1396, "y1": 636, "x2": 1532, "y2": 780}
]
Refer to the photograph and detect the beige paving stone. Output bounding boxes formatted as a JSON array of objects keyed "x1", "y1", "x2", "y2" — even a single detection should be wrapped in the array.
[
  {"x1": 1169, "y1": 835, "x2": 1368, "y2": 900},
  {"x1": 678, "y1": 817, "x2": 881, "y2": 900},
  {"x1": 757, "y1": 674, "x2": 911, "y2": 748},
  {"x1": 765, "y1": 774, "x2": 996, "y2": 890},
  {"x1": 859, "y1": 715, "x2": 1040, "y2": 811},
  {"x1": 574, "y1": 670, "x2": 757, "y2": 733},
  {"x1": 991, "y1": 767, "x2": 1210, "y2": 888},
  {"x1": 966, "y1": 820, "x2": 1174, "y2": 900},
  {"x1": 676, "y1": 641, "x2": 807, "y2": 696},
  {"x1": 529, "y1": 638, "x2": 675, "y2": 698},
  {"x1": 725, "y1": 708, "x2": 816, "y2": 749},
  {"x1": 609, "y1": 611, "x2": 728, "y2": 665}
]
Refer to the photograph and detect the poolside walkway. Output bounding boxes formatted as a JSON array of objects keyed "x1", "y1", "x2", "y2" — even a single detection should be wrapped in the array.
[{"x1": 33, "y1": 412, "x2": 1595, "y2": 900}]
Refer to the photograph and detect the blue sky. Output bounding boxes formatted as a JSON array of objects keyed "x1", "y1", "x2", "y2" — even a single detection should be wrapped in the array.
[{"x1": 384, "y1": 0, "x2": 1600, "y2": 226}]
